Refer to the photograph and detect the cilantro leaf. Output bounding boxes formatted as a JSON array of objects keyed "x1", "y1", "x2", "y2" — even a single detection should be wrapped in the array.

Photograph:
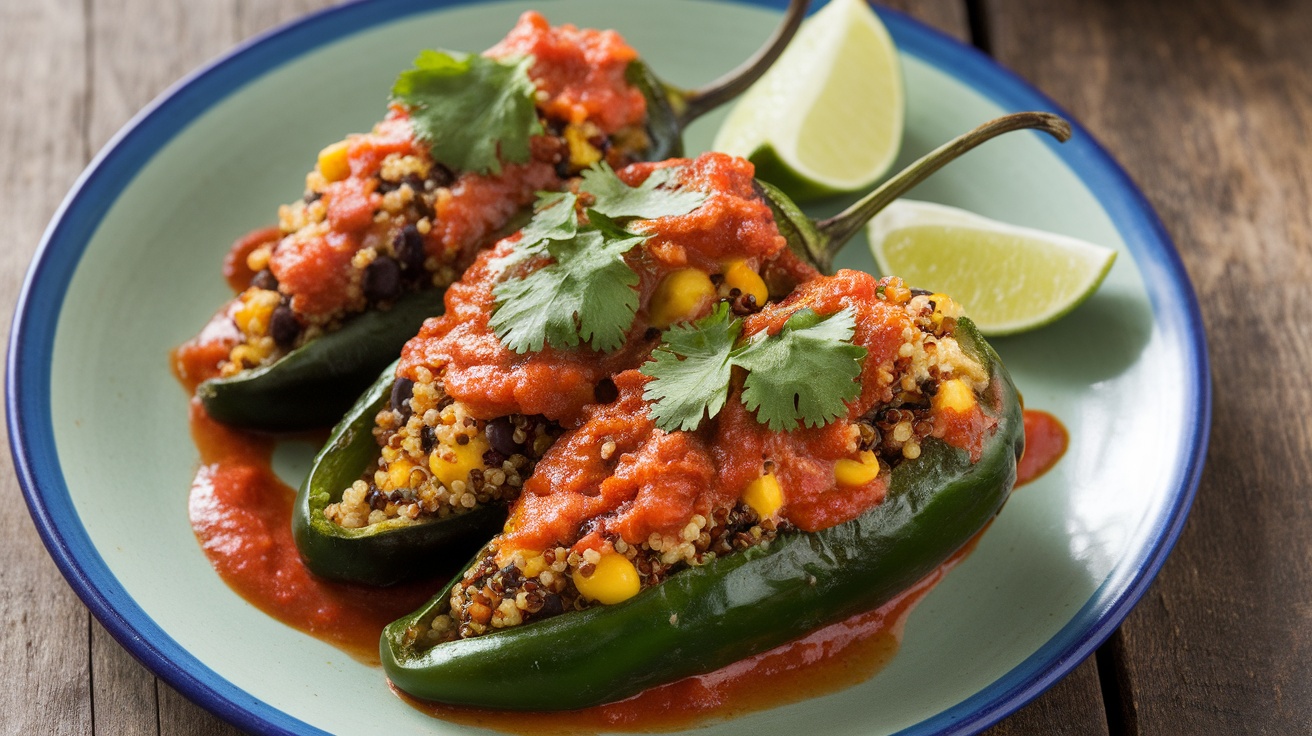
[
  {"x1": 735, "y1": 308, "x2": 868, "y2": 432},
  {"x1": 641, "y1": 305, "x2": 868, "y2": 434},
  {"x1": 490, "y1": 191, "x2": 579, "y2": 273},
  {"x1": 518, "y1": 191, "x2": 579, "y2": 245},
  {"x1": 640, "y1": 304, "x2": 741, "y2": 432},
  {"x1": 581, "y1": 162, "x2": 707, "y2": 220},
  {"x1": 490, "y1": 213, "x2": 647, "y2": 354},
  {"x1": 391, "y1": 50, "x2": 542, "y2": 175}
]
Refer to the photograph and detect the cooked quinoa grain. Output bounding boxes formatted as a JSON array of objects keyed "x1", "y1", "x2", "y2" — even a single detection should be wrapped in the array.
[{"x1": 326, "y1": 378, "x2": 559, "y2": 529}]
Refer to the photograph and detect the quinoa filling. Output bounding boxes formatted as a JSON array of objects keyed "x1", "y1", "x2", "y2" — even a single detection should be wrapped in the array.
[
  {"x1": 398, "y1": 281, "x2": 989, "y2": 647},
  {"x1": 220, "y1": 117, "x2": 650, "y2": 378},
  {"x1": 324, "y1": 367, "x2": 561, "y2": 528}
]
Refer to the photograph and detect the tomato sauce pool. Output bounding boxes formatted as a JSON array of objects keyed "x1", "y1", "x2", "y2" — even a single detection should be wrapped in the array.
[
  {"x1": 181, "y1": 396, "x2": 438, "y2": 664},
  {"x1": 175, "y1": 326, "x2": 1066, "y2": 725}
]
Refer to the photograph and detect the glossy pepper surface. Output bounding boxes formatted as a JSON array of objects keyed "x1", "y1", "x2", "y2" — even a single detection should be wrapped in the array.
[{"x1": 380, "y1": 318, "x2": 1023, "y2": 710}]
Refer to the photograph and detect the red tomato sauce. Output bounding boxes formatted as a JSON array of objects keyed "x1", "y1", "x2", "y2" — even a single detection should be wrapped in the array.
[
  {"x1": 172, "y1": 312, "x2": 239, "y2": 392},
  {"x1": 399, "y1": 153, "x2": 785, "y2": 425},
  {"x1": 1016, "y1": 409, "x2": 1068, "y2": 487},
  {"x1": 221, "y1": 226, "x2": 281, "y2": 293},
  {"x1": 487, "y1": 11, "x2": 647, "y2": 134},
  {"x1": 184, "y1": 398, "x2": 438, "y2": 664}
]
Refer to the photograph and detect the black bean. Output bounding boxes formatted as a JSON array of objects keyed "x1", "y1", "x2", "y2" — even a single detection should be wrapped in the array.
[
  {"x1": 249, "y1": 269, "x2": 278, "y2": 291},
  {"x1": 555, "y1": 158, "x2": 572, "y2": 179},
  {"x1": 485, "y1": 416, "x2": 520, "y2": 456},
  {"x1": 392, "y1": 225, "x2": 426, "y2": 271},
  {"x1": 269, "y1": 305, "x2": 300, "y2": 348},
  {"x1": 909, "y1": 287, "x2": 933, "y2": 296},
  {"x1": 498, "y1": 564, "x2": 522, "y2": 587},
  {"x1": 420, "y1": 425, "x2": 436, "y2": 454},
  {"x1": 391, "y1": 377, "x2": 414, "y2": 415},
  {"x1": 401, "y1": 173, "x2": 425, "y2": 192},
  {"x1": 539, "y1": 594, "x2": 564, "y2": 617},
  {"x1": 593, "y1": 378, "x2": 618, "y2": 404},
  {"x1": 363, "y1": 256, "x2": 401, "y2": 301},
  {"x1": 428, "y1": 164, "x2": 455, "y2": 188}
]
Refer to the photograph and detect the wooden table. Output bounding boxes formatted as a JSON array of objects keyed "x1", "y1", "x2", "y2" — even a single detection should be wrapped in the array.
[{"x1": 2, "y1": 0, "x2": 1305, "y2": 733}]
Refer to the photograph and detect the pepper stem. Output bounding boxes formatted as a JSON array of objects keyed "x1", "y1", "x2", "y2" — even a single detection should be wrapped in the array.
[
  {"x1": 675, "y1": 0, "x2": 809, "y2": 125},
  {"x1": 813, "y1": 111, "x2": 1073, "y2": 270}
]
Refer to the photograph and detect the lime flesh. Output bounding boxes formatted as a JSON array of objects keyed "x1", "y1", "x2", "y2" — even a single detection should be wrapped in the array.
[
  {"x1": 868, "y1": 201, "x2": 1117, "y2": 335},
  {"x1": 713, "y1": 0, "x2": 904, "y2": 201}
]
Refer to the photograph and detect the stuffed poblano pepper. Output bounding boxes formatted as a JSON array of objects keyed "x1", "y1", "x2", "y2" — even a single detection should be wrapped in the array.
[
  {"x1": 293, "y1": 112, "x2": 1069, "y2": 587},
  {"x1": 176, "y1": 3, "x2": 808, "y2": 431},
  {"x1": 381, "y1": 294, "x2": 1021, "y2": 710}
]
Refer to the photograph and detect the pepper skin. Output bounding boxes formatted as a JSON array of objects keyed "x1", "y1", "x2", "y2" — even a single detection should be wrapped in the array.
[
  {"x1": 380, "y1": 318, "x2": 1024, "y2": 710},
  {"x1": 292, "y1": 362, "x2": 505, "y2": 585}
]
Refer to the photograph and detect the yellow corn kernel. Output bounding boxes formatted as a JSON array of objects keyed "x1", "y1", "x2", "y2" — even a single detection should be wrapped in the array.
[
  {"x1": 722, "y1": 259, "x2": 768, "y2": 307},
  {"x1": 573, "y1": 552, "x2": 640, "y2": 604},
  {"x1": 933, "y1": 378, "x2": 977, "y2": 414},
  {"x1": 834, "y1": 450, "x2": 881, "y2": 487},
  {"x1": 743, "y1": 472, "x2": 784, "y2": 518},
  {"x1": 564, "y1": 124, "x2": 602, "y2": 168},
  {"x1": 928, "y1": 293, "x2": 963, "y2": 325},
  {"x1": 317, "y1": 140, "x2": 351, "y2": 183},
  {"x1": 648, "y1": 268, "x2": 715, "y2": 328},
  {"x1": 232, "y1": 290, "x2": 280, "y2": 336},
  {"x1": 386, "y1": 458, "x2": 416, "y2": 491},
  {"x1": 429, "y1": 433, "x2": 491, "y2": 489},
  {"x1": 245, "y1": 245, "x2": 272, "y2": 273},
  {"x1": 522, "y1": 553, "x2": 548, "y2": 579}
]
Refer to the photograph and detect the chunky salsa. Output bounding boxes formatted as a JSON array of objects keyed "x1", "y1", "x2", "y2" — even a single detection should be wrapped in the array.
[
  {"x1": 175, "y1": 12, "x2": 653, "y2": 388},
  {"x1": 332, "y1": 152, "x2": 995, "y2": 647}
]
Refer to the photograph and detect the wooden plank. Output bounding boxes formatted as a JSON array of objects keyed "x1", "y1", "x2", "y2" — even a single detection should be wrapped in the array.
[
  {"x1": 986, "y1": 0, "x2": 1312, "y2": 733},
  {"x1": 880, "y1": 0, "x2": 970, "y2": 43},
  {"x1": 985, "y1": 658, "x2": 1110, "y2": 736},
  {"x1": 157, "y1": 686, "x2": 243, "y2": 736},
  {"x1": 0, "y1": 0, "x2": 96, "y2": 734},
  {"x1": 91, "y1": 622, "x2": 158, "y2": 736}
]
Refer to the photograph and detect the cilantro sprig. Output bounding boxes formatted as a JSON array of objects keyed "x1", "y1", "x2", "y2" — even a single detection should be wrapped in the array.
[
  {"x1": 641, "y1": 304, "x2": 868, "y2": 433},
  {"x1": 391, "y1": 50, "x2": 542, "y2": 175},
  {"x1": 490, "y1": 164, "x2": 707, "y2": 354}
]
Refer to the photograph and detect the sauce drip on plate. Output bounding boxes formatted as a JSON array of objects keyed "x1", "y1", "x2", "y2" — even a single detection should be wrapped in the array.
[
  {"x1": 1017, "y1": 409, "x2": 1068, "y2": 487},
  {"x1": 184, "y1": 398, "x2": 437, "y2": 664}
]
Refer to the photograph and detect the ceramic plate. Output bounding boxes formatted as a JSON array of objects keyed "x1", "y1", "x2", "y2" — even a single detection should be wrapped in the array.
[{"x1": 8, "y1": 1, "x2": 1209, "y2": 734}]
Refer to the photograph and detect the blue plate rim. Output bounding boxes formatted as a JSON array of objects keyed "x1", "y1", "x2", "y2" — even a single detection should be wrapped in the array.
[{"x1": 6, "y1": 1, "x2": 1211, "y2": 735}]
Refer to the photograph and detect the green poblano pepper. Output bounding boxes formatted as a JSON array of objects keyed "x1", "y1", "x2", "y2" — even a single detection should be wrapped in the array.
[{"x1": 380, "y1": 318, "x2": 1023, "y2": 710}]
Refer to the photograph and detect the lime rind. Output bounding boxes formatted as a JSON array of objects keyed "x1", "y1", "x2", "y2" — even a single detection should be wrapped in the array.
[
  {"x1": 867, "y1": 200, "x2": 1117, "y2": 336},
  {"x1": 712, "y1": 0, "x2": 904, "y2": 201}
]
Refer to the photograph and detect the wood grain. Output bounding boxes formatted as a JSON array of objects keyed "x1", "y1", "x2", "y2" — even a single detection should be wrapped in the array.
[
  {"x1": 0, "y1": 0, "x2": 95, "y2": 734},
  {"x1": 986, "y1": 0, "x2": 1312, "y2": 733}
]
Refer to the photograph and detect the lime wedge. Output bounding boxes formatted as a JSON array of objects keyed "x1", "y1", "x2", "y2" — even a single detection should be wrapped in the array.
[
  {"x1": 867, "y1": 200, "x2": 1117, "y2": 335},
  {"x1": 712, "y1": 0, "x2": 904, "y2": 201}
]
